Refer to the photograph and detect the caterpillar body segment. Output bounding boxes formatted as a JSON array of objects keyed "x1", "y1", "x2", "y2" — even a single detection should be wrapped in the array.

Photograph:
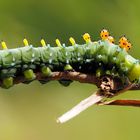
[{"x1": 0, "y1": 29, "x2": 138, "y2": 89}]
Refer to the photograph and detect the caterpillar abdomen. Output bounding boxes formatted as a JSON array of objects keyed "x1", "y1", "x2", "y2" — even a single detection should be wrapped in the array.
[{"x1": 0, "y1": 29, "x2": 139, "y2": 89}]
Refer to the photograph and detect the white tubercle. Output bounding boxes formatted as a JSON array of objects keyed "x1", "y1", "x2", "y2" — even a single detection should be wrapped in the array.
[{"x1": 57, "y1": 91, "x2": 103, "y2": 123}]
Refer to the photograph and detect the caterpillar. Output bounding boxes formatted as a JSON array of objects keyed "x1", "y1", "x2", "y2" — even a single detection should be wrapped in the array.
[{"x1": 0, "y1": 29, "x2": 139, "y2": 90}]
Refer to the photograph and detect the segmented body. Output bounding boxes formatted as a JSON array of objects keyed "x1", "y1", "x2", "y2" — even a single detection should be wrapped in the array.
[{"x1": 0, "y1": 29, "x2": 139, "y2": 89}]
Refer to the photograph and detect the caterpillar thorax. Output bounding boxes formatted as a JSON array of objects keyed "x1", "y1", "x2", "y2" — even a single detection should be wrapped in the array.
[{"x1": 0, "y1": 29, "x2": 139, "y2": 89}]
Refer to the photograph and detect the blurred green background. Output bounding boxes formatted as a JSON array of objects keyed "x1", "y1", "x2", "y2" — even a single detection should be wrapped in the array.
[{"x1": 0, "y1": 0, "x2": 140, "y2": 140}]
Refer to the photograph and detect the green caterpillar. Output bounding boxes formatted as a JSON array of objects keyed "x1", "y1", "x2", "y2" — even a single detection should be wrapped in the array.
[{"x1": 0, "y1": 29, "x2": 139, "y2": 89}]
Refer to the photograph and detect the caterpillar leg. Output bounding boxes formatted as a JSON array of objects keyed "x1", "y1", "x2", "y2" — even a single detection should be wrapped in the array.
[
  {"x1": 64, "y1": 64, "x2": 73, "y2": 71},
  {"x1": 23, "y1": 69, "x2": 36, "y2": 81},
  {"x1": 58, "y1": 79, "x2": 73, "y2": 87},
  {"x1": 96, "y1": 68, "x2": 104, "y2": 77},
  {"x1": 2, "y1": 77, "x2": 14, "y2": 89},
  {"x1": 39, "y1": 66, "x2": 52, "y2": 84},
  {"x1": 58, "y1": 64, "x2": 73, "y2": 87},
  {"x1": 41, "y1": 66, "x2": 52, "y2": 77}
]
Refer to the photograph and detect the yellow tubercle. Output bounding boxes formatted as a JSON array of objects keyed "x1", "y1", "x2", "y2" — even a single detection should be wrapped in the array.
[
  {"x1": 100, "y1": 29, "x2": 109, "y2": 40},
  {"x1": 125, "y1": 42, "x2": 132, "y2": 51},
  {"x1": 55, "y1": 39, "x2": 62, "y2": 47},
  {"x1": 119, "y1": 36, "x2": 127, "y2": 49},
  {"x1": 83, "y1": 33, "x2": 91, "y2": 43},
  {"x1": 108, "y1": 36, "x2": 115, "y2": 43},
  {"x1": 1, "y1": 41, "x2": 8, "y2": 49},
  {"x1": 40, "y1": 39, "x2": 46, "y2": 47},
  {"x1": 23, "y1": 38, "x2": 29, "y2": 46},
  {"x1": 69, "y1": 37, "x2": 76, "y2": 45},
  {"x1": 119, "y1": 36, "x2": 132, "y2": 51}
]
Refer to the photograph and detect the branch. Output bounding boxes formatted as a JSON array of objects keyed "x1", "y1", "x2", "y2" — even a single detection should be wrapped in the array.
[
  {"x1": 57, "y1": 90, "x2": 103, "y2": 123},
  {"x1": 14, "y1": 71, "x2": 97, "y2": 85},
  {"x1": 11, "y1": 71, "x2": 140, "y2": 91},
  {"x1": 56, "y1": 85, "x2": 140, "y2": 123},
  {"x1": 49, "y1": 72, "x2": 140, "y2": 123},
  {"x1": 99, "y1": 99, "x2": 140, "y2": 107}
]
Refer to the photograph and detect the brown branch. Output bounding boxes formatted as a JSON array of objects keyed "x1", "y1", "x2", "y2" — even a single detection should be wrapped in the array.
[
  {"x1": 11, "y1": 71, "x2": 140, "y2": 91},
  {"x1": 100, "y1": 99, "x2": 140, "y2": 107},
  {"x1": 14, "y1": 71, "x2": 98, "y2": 85}
]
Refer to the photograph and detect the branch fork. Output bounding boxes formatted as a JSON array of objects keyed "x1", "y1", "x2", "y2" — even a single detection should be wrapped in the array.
[{"x1": 55, "y1": 72, "x2": 140, "y2": 124}]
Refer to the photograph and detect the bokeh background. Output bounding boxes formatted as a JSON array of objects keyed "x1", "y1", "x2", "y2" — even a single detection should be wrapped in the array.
[{"x1": 0, "y1": 0, "x2": 140, "y2": 140}]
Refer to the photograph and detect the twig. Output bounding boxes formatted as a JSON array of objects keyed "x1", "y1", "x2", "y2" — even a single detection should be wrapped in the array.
[
  {"x1": 99, "y1": 99, "x2": 140, "y2": 107},
  {"x1": 57, "y1": 90, "x2": 104, "y2": 123},
  {"x1": 14, "y1": 71, "x2": 97, "y2": 85},
  {"x1": 10, "y1": 71, "x2": 140, "y2": 91},
  {"x1": 49, "y1": 72, "x2": 140, "y2": 123}
]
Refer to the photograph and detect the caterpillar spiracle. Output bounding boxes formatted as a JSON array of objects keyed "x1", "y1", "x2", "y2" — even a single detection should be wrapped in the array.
[{"x1": 0, "y1": 29, "x2": 138, "y2": 90}]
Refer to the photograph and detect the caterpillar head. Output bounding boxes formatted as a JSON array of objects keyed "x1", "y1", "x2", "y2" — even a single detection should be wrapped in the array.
[
  {"x1": 100, "y1": 29, "x2": 109, "y2": 40},
  {"x1": 119, "y1": 36, "x2": 132, "y2": 51}
]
